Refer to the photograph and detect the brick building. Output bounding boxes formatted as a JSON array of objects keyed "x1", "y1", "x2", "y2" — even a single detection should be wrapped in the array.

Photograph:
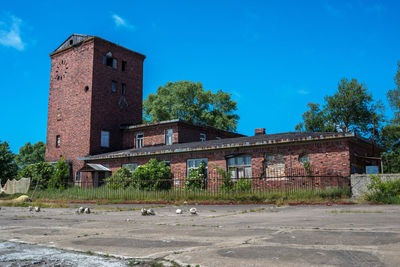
[{"x1": 45, "y1": 34, "x2": 382, "y2": 188}]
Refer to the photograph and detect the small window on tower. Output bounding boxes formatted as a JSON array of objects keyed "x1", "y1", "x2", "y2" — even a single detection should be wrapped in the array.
[
  {"x1": 121, "y1": 83, "x2": 126, "y2": 95},
  {"x1": 122, "y1": 61, "x2": 127, "y2": 72},
  {"x1": 165, "y1": 129, "x2": 173, "y2": 145},
  {"x1": 200, "y1": 133, "x2": 206, "y2": 142},
  {"x1": 136, "y1": 133, "x2": 144, "y2": 148},
  {"x1": 103, "y1": 52, "x2": 117, "y2": 69},
  {"x1": 112, "y1": 81, "x2": 117, "y2": 93},
  {"x1": 56, "y1": 135, "x2": 61, "y2": 148},
  {"x1": 101, "y1": 131, "x2": 110, "y2": 148}
]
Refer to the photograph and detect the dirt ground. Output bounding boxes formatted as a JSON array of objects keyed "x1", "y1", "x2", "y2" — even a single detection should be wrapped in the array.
[{"x1": 0, "y1": 203, "x2": 399, "y2": 266}]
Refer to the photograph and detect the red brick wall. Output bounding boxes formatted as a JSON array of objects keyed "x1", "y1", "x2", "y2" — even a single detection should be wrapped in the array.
[
  {"x1": 122, "y1": 124, "x2": 179, "y2": 148},
  {"x1": 178, "y1": 123, "x2": 240, "y2": 143},
  {"x1": 90, "y1": 38, "x2": 145, "y2": 155},
  {"x1": 87, "y1": 139, "x2": 353, "y2": 189},
  {"x1": 46, "y1": 37, "x2": 145, "y2": 182},
  {"x1": 45, "y1": 40, "x2": 95, "y2": 177}
]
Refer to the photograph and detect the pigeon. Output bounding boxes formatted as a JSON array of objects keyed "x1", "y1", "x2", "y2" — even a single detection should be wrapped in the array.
[{"x1": 176, "y1": 209, "x2": 182, "y2": 214}]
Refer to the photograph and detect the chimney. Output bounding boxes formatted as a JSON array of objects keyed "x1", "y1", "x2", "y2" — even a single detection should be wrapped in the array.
[{"x1": 255, "y1": 128, "x2": 266, "y2": 136}]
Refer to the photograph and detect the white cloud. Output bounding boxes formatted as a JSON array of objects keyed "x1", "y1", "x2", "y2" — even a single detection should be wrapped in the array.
[
  {"x1": 0, "y1": 15, "x2": 25, "y2": 51},
  {"x1": 112, "y1": 14, "x2": 135, "y2": 30},
  {"x1": 297, "y1": 89, "x2": 310, "y2": 95}
]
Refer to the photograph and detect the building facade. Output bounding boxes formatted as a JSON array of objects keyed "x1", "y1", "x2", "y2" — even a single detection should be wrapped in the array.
[{"x1": 45, "y1": 35, "x2": 382, "y2": 188}]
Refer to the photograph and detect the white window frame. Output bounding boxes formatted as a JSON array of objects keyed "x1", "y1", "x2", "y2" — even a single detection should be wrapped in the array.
[
  {"x1": 200, "y1": 133, "x2": 206, "y2": 142},
  {"x1": 165, "y1": 129, "x2": 173, "y2": 145},
  {"x1": 227, "y1": 155, "x2": 252, "y2": 179},
  {"x1": 101, "y1": 131, "x2": 110, "y2": 148},
  {"x1": 122, "y1": 163, "x2": 138, "y2": 172},
  {"x1": 136, "y1": 133, "x2": 144, "y2": 148},
  {"x1": 186, "y1": 158, "x2": 208, "y2": 177}
]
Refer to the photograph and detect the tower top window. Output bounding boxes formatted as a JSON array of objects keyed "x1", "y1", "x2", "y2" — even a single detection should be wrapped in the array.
[{"x1": 103, "y1": 52, "x2": 117, "y2": 69}]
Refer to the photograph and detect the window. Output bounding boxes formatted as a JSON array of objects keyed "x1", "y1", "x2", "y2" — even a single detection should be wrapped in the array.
[
  {"x1": 227, "y1": 155, "x2": 252, "y2": 179},
  {"x1": 122, "y1": 163, "x2": 138, "y2": 172},
  {"x1": 122, "y1": 61, "x2": 127, "y2": 72},
  {"x1": 121, "y1": 83, "x2": 126, "y2": 95},
  {"x1": 200, "y1": 133, "x2": 206, "y2": 142},
  {"x1": 101, "y1": 131, "x2": 110, "y2": 147},
  {"x1": 187, "y1": 158, "x2": 208, "y2": 177},
  {"x1": 136, "y1": 133, "x2": 144, "y2": 148},
  {"x1": 216, "y1": 137, "x2": 221, "y2": 140},
  {"x1": 112, "y1": 81, "x2": 117, "y2": 93},
  {"x1": 103, "y1": 52, "x2": 117, "y2": 69},
  {"x1": 164, "y1": 161, "x2": 171, "y2": 167},
  {"x1": 165, "y1": 129, "x2": 173, "y2": 145},
  {"x1": 56, "y1": 135, "x2": 61, "y2": 148},
  {"x1": 298, "y1": 154, "x2": 309, "y2": 164}
]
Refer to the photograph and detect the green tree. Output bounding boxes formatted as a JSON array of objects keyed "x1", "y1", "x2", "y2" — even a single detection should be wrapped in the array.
[
  {"x1": 18, "y1": 162, "x2": 54, "y2": 190},
  {"x1": 48, "y1": 156, "x2": 70, "y2": 189},
  {"x1": 325, "y1": 78, "x2": 383, "y2": 137},
  {"x1": 105, "y1": 167, "x2": 133, "y2": 189},
  {"x1": 143, "y1": 81, "x2": 239, "y2": 132},
  {"x1": 14, "y1": 141, "x2": 46, "y2": 169},
  {"x1": 387, "y1": 62, "x2": 400, "y2": 124},
  {"x1": 295, "y1": 103, "x2": 336, "y2": 132},
  {"x1": 0, "y1": 140, "x2": 18, "y2": 184},
  {"x1": 131, "y1": 159, "x2": 172, "y2": 190}
]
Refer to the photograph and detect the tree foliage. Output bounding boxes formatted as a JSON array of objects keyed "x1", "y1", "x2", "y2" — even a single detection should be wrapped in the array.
[
  {"x1": 48, "y1": 156, "x2": 70, "y2": 189},
  {"x1": 143, "y1": 81, "x2": 239, "y2": 132},
  {"x1": 105, "y1": 167, "x2": 133, "y2": 189},
  {"x1": 295, "y1": 78, "x2": 383, "y2": 138},
  {"x1": 295, "y1": 103, "x2": 336, "y2": 132},
  {"x1": 0, "y1": 140, "x2": 18, "y2": 184},
  {"x1": 132, "y1": 159, "x2": 172, "y2": 190},
  {"x1": 387, "y1": 62, "x2": 400, "y2": 124},
  {"x1": 14, "y1": 141, "x2": 46, "y2": 169},
  {"x1": 185, "y1": 161, "x2": 207, "y2": 191},
  {"x1": 18, "y1": 162, "x2": 55, "y2": 190},
  {"x1": 325, "y1": 78, "x2": 383, "y2": 136}
]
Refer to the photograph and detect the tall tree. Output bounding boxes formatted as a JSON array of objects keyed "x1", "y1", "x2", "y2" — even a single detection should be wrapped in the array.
[
  {"x1": 0, "y1": 140, "x2": 18, "y2": 184},
  {"x1": 387, "y1": 62, "x2": 400, "y2": 124},
  {"x1": 295, "y1": 103, "x2": 336, "y2": 132},
  {"x1": 324, "y1": 78, "x2": 383, "y2": 137},
  {"x1": 14, "y1": 141, "x2": 46, "y2": 169},
  {"x1": 143, "y1": 81, "x2": 239, "y2": 132}
]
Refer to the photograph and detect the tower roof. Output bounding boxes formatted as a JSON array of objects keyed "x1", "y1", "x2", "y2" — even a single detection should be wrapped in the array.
[{"x1": 53, "y1": 34, "x2": 93, "y2": 53}]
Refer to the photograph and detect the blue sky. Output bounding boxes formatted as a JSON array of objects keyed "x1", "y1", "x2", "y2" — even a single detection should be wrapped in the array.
[{"x1": 1, "y1": 0, "x2": 399, "y2": 152}]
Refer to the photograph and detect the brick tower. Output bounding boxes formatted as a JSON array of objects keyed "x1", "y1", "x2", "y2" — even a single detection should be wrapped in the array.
[{"x1": 45, "y1": 34, "x2": 145, "y2": 183}]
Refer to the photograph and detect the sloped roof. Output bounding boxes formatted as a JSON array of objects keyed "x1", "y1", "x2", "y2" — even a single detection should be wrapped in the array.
[
  {"x1": 53, "y1": 34, "x2": 93, "y2": 53},
  {"x1": 80, "y1": 132, "x2": 361, "y2": 161},
  {"x1": 79, "y1": 163, "x2": 111, "y2": 172}
]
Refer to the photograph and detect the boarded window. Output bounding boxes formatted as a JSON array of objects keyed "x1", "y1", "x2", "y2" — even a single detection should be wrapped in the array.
[{"x1": 265, "y1": 154, "x2": 285, "y2": 178}]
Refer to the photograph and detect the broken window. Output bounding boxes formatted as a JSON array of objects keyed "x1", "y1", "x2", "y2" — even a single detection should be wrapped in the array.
[
  {"x1": 101, "y1": 131, "x2": 110, "y2": 148},
  {"x1": 200, "y1": 133, "x2": 206, "y2": 142},
  {"x1": 227, "y1": 155, "x2": 252, "y2": 179},
  {"x1": 136, "y1": 133, "x2": 144, "y2": 148},
  {"x1": 298, "y1": 154, "x2": 309, "y2": 164},
  {"x1": 103, "y1": 52, "x2": 117, "y2": 69},
  {"x1": 56, "y1": 135, "x2": 61, "y2": 148},
  {"x1": 165, "y1": 129, "x2": 173, "y2": 145}
]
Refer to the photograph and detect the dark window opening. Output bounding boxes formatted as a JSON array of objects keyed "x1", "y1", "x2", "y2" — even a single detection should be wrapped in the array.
[
  {"x1": 56, "y1": 135, "x2": 61, "y2": 148},
  {"x1": 121, "y1": 83, "x2": 126, "y2": 95},
  {"x1": 84, "y1": 86, "x2": 89, "y2": 92},
  {"x1": 122, "y1": 61, "x2": 127, "y2": 72},
  {"x1": 103, "y1": 52, "x2": 118, "y2": 69},
  {"x1": 69, "y1": 40, "x2": 73, "y2": 45}
]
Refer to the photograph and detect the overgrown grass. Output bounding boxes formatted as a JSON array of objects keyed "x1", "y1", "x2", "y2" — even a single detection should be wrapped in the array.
[
  {"x1": 31, "y1": 186, "x2": 351, "y2": 204},
  {"x1": 365, "y1": 175, "x2": 400, "y2": 204}
]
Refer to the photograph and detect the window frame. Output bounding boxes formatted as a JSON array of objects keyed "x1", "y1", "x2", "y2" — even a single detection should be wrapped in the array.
[
  {"x1": 200, "y1": 133, "x2": 206, "y2": 142},
  {"x1": 55, "y1": 135, "x2": 61, "y2": 148},
  {"x1": 121, "y1": 83, "x2": 126, "y2": 95},
  {"x1": 165, "y1": 129, "x2": 173, "y2": 145},
  {"x1": 227, "y1": 155, "x2": 252, "y2": 179},
  {"x1": 186, "y1": 158, "x2": 208, "y2": 177},
  {"x1": 136, "y1": 133, "x2": 144, "y2": 148},
  {"x1": 101, "y1": 130, "x2": 110, "y2": 148},
  {"x1": 122, "y1": 163, "x2": 138, "y2": 172},
  {"x1": 112, "y1": 80, "x2": 117, "y2": 93}
]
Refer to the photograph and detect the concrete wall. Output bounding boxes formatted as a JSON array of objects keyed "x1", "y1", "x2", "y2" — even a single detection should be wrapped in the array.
[{"x1": 351, "y1": 174, "x2": 400, "y2": 198}]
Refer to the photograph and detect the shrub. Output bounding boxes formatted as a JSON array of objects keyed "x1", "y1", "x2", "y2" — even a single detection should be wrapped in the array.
[
  {"x1": 217, "y1": 167, "x2": 235, "y2": 192},
  {"x1": 131, "y1": 159, "x2": 172, "y2": 190},
  {"x1": 48, "y1": 156, "x2": 70, "y2": 189},
  {"x1": 18, "y1": 162, "x2": 55, "y2": 190},
  {"x1": 235, "y1": 178, "x2": 252, "y2": 192},
  {"x1": 105, "y1": 168, "x2": 133, "y2": 189},
  {"x1": 185, "y1": 162, "x2": 207, "y2": 191},
  {"x1": 365, "y1": 175, "x2": 400, "y2": 204}
]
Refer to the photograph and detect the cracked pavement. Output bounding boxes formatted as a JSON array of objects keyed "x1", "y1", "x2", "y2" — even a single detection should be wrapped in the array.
[{"x1": 0, "y1": 204, "x2": 399, "y2": 266}]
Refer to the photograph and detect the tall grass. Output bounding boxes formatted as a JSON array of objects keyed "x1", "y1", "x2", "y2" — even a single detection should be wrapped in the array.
[{"x1": 32, "y1": 186, "x2": 351, "y2": 204}]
